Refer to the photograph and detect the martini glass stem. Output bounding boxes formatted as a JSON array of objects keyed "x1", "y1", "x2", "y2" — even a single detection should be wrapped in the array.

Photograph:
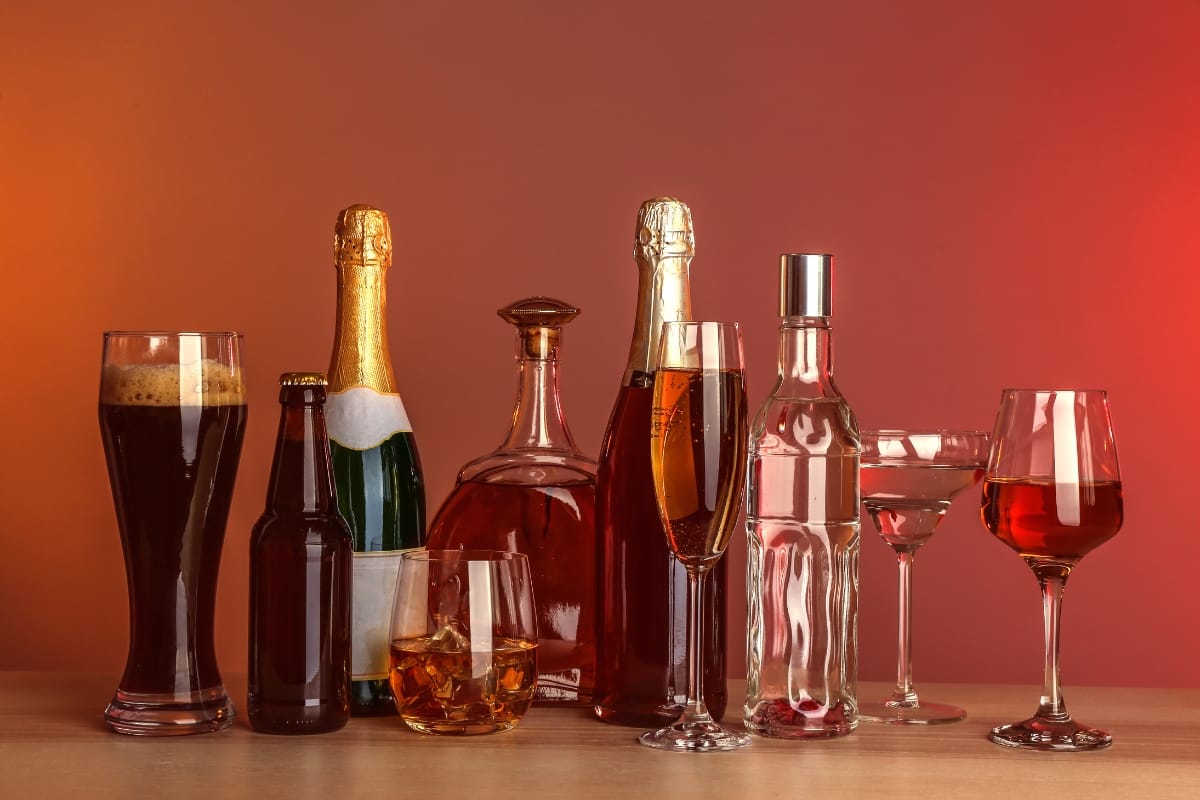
[
  {"x1": 1035, "y1": 565, "x2": 1071, "y2": 722},
  {"x1": 892, "y1": 550, "x2": 918, "y2": 704},
  {"x1": 682, "y1": 566, "x2": 712, "y2": 723}
]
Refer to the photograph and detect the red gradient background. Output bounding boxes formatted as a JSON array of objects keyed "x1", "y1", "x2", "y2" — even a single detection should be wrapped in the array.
[{"x1": 2, "y1": 1, "x2": 1197, "y2": 691}]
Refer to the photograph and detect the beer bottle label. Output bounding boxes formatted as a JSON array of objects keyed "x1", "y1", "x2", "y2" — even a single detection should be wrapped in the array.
[{"x1": 326, "y1": 387, "x2": 412, "y2": 450}]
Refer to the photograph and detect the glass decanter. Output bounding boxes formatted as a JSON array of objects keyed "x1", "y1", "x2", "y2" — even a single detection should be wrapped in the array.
[{"x1": 426, "y1": 297, "x2": 598, "y2": 705}]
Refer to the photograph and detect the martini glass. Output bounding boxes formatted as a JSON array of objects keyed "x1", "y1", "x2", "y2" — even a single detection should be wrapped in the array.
[{"x1": 858, "y1": 430, "x2": 989, "y2": 725}]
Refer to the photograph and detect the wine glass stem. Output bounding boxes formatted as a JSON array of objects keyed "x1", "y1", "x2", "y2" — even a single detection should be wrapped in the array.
[
  {"x1": 892, "y1": 550, "x2": 917, "y2": 703},
  {"x1": 681, "y1": 566, "x2": 712, "y2": 724},
  {"x1": 1037, "y1": 568, "x2": 1070, "y2": 722}
]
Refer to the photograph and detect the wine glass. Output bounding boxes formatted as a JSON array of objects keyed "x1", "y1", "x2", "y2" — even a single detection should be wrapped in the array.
[
  {"x1": 981, "y1": 389, "x2": 1123, "y2": 751},
  {"x1": 858, "y1": 430, "x2": 989, "y2": 724},
  {"x1": 640, "y1": 321, "x2": 750, "y2": 752}
]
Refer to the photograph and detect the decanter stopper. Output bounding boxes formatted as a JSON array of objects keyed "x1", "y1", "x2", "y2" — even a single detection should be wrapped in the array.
[{"x1": 498, "y1": 297, "x2": 580, "y2": 359}]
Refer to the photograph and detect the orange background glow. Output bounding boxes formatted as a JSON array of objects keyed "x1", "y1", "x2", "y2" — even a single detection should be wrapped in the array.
[{"x1": 2, "y1": 1, "x2": 1197, "y2": 691}]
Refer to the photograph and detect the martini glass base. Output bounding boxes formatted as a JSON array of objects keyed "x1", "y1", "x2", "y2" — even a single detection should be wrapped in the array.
[
  {"x1": 638, "y1": 719, "x2": 751, "y2": 752},
  {"x1": 858, "y1": 698, "x2": 966, "y2": 725},
  {"x1": 989, "y1": 716, "x2": 1111, "y2": 751}
]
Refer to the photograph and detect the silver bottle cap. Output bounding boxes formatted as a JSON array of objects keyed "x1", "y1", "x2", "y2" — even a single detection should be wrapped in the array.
[{"x1": 780, "y1": 253, "x2": 833, "y2": 317}]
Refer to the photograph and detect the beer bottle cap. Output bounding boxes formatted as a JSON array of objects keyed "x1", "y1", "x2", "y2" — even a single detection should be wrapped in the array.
[
  {"x1": 334, "y1": 204, "x2": 392, "y2": 268},
  {"x1": 279, "y1": 372, "x2": 329, "y2": 387},
  {"x1": 498, "y1": 297, "x2": 579, "y2": 359},
  {"x1": 635, "y1": 196, "x2": 694, "y2": 263},
  {"x1": 780, "y1": 253, "x2": 833, "y2": 317}
]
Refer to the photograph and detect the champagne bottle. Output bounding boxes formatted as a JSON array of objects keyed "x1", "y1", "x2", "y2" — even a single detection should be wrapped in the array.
[
  {"x1": 248, "y1": 373, "x2": 352, "y2": 734},
  {"x1": 594, "y1": 197, "x2": 727, "y2": 725},
  {"x1": 327, "y1": 204, "x2": 426, "y2": 716}
]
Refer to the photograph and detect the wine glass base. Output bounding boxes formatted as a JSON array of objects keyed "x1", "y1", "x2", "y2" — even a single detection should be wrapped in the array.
[
  {"x1": 639, "y1": 720, "x2": 751, "y2": 752},
  {"x1": 989, "y1": 716, "x2": 1112, "y2": 751},
  {"x1": 104, "y1": 687, "x2": 235, "y2": 736},
  {"x1": 857, "y1": 699, "x2": 966, "y2": 725}
]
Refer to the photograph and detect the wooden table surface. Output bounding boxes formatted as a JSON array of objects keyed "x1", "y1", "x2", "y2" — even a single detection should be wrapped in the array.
[{"x1": 2, "y1": 672, "x2": 1197, "y2": 799}]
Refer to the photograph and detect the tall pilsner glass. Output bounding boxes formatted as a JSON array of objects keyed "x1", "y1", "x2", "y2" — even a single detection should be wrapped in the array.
[{"x1": 99, "y1": 332, "x2": 247, "y2": 735}]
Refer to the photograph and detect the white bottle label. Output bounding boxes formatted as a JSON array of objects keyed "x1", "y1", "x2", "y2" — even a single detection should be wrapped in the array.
[
  {"x1": 351, "y1": 550, "x2": 409, "y2": 680},
  {"x1": 326, "y1": 387, "x2": 412, "y2": 450}
]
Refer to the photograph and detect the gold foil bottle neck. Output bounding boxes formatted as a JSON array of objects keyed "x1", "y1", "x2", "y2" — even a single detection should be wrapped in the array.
[
  {"x1": 499, "y1": 296, "x2": 579, "y2": 359},
  {"x1": 634, "y1": 196, "x2": 694, "y2": 263},
  {"x1": 625, "y1": 197, "x2": 695, "y2": 385},
  {"x1": 335, "y1": 204, "x2": 392, "y2": 268},
  {"x1": 279, "y1": 372, "x2": 329, "y2": 387},
  {"x1": 329, "y1": 204, "x2": 396, "y2": 394}
]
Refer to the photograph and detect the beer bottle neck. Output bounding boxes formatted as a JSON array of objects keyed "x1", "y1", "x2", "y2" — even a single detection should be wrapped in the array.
[
  {"x1": 329, "y1": 264, "x2": 395, "y2": 393},
  {"x1": 266, "y1": 387, "x2": 337, "y2": 513},
  {"x1": 623, "y1": 255, "x2": 693, "y2": 387}
]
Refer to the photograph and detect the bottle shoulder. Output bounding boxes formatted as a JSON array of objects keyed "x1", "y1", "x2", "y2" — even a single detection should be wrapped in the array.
[
  {"x1": 751, "y1": 392, "x2": 860, "y2": 457},
  {"x1": 457, "y1": 451, "x2": 597, "y2": 486},
  {"x1": 252, "y1": 512, "x2": 354, "y2": 544}
]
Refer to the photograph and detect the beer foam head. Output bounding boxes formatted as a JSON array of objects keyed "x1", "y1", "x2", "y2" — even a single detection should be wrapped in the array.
[{"x1": 101, "y1": 360, "x2": 245, "y2": 406}]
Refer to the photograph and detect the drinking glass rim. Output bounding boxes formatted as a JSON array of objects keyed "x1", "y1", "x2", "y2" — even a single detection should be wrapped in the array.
[
  {"x1": 403, "y1": 549, "x2": 529, "y2": 564},
  {"x1": 103, "y1": 330, "x2": 244, "y2": 339},
  {"x1": 660, "y1": 321, "x2": 741, "y2": 330},
  {"x1": 864, "y1": 429, "x2": 990, "y2": 439},
  {"x1": 999, "y1": 387, "x2": 1108, "y2": 396}
]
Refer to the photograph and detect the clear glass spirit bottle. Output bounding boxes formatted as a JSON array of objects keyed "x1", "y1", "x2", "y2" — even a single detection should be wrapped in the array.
[
  {"x1": 745, "y1": 254, "x2": 860, "y2": 739},
  {"x1": 426, "y1": 297, "x2": 597, "y2": 705}
]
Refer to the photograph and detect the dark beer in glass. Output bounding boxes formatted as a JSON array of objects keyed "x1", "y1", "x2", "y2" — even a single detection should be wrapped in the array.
[{"x1": 99, "y1": 331, "x2": 247, "y2": 735}]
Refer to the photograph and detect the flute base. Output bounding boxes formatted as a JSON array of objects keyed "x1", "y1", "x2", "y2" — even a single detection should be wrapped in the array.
[
  {"x1": 858, "y1": 698, "x2": 966, "y2": 725},
  {"x1": 638, "y1": 718, "x2": 751, "y2": 752},
  {"x1": 989, "y1": 715, "x2": 1112, "y2": 751}
]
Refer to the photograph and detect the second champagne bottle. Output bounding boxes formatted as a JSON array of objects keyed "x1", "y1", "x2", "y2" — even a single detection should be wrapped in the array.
[{"x1": 594, "y1": 197, "x2": 728, "y2": 725}]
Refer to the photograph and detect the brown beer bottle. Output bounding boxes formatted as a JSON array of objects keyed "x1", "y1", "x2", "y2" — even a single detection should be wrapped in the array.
[{"x1": 248, "y1": 373, "x2": 353, "y2": 734}]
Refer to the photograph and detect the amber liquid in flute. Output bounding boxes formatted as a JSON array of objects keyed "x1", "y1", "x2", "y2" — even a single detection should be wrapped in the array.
[
  {"x1": 981, "y1": 478, "x2": 1123, "y2": 561},
  {"x1": 651, "y1": 368, "x2": 748, "y2": 567}
]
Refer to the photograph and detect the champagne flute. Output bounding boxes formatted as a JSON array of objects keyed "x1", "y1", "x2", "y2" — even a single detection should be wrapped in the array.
[
  {"x1": 640, "y1": 321, "x2": 750, "y2": 752},
  {"x1": 981, "y1": 389, "x2": 1123, "y2": 751}
]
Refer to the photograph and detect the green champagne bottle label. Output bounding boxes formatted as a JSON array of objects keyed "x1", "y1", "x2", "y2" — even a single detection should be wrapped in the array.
[{"x1": 326, "y1": 387, "x2": 411, "y2": 449}]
